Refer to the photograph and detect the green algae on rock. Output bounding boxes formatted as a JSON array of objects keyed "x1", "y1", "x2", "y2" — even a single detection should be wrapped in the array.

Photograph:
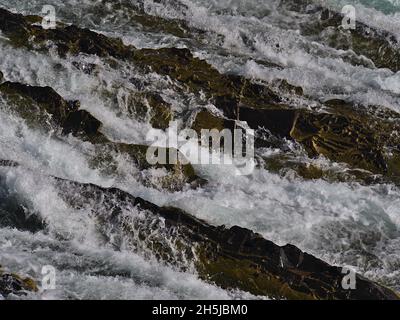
[
  {"x1": 0, "y1": 80, "x2": 203, "y2": 191},
  {"x1": 119, "y1": 91, "x2": 173, "y2": 130},
  {"x1": 280, "y1": 0, "x2": 400, "y2": 72},
  {"x1": 290, "y1": 111, "x2": 388, "y2": 174},
  {"x1": 191, "y1": 108, "x2": 236, "y2": 134},
  {"x1": 0, "y1": 81, "x2": 102, "y2": 138},
  {"x1": 51, "y1": 177, "x2": 400, "y2": 300},
  {"x1": 0, "y1": 267, "x2": 38, "y2": 298},
  {"x1": 0, "y1": 9, "x2": 281, "y2": 110}
]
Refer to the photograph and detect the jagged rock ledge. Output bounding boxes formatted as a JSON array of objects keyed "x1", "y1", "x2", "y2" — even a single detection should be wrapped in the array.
[
  {"x1": 1, "y1": 8, "x2": 399, "y2": 183},
  {"x1": 279, "y1": 0, "x2": 400, "y2": 72},
  {"x1": 0, "y1": 266, "x2": 38, "y2": 298},
  {"x1": 0, "y1": 80, "x2": 205, "y2": 191},
  {"x1": 0, "y1": 6, "x2": 400, "y2": 300},
  {"x1": 0, "y1": 160, "x2": 398, "y2": 300}
]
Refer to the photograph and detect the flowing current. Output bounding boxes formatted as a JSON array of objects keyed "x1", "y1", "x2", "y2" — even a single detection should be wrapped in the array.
[{"x1": 0, "y1": 0, "x2": 399, "y2": 299}]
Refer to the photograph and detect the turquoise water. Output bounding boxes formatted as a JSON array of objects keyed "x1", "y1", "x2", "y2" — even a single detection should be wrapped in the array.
[{"x1": 330, "y1": 0, "x2": 400, "y2": 14}]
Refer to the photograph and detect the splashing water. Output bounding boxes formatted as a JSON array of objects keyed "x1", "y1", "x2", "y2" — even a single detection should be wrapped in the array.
[{"x1": 0, "y1": 0, "x2": 399, "y2": 298}]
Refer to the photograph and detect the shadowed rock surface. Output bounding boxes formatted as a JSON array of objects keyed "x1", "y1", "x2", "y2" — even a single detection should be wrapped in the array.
[
  {"x1": 45, "y1": 176, "x2": 398, "y2": 300},
  {"x1": 2, "y1": 8, "x2": 395, "y2": 180},
  {"x1": 0, "y1": 80, "x2": 204, "y2": 191},
  {"x1": 0, "y1": 266, "x2": 38, "y2": 298},
  {"x1": 1, "y1": 4, "x2": 400, "y2": 299},
  {"x1": 0, "y1": 155, "x2": 398, "y2": 299},
  {"x1": 280, "y1": 0, "x2": 400, "y2": 72}
]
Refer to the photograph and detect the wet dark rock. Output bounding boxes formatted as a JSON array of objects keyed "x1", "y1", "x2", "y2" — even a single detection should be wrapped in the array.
[
  {"x1": 261, "y1": 153, "x2": 390, "y2": 185},
  {"x1": 0, "y1": 159, "x2": 18, "y2": 167},
  {"x1": 82, "y1": 0, "x2": 197, "y2": 39},
  {"x1": 0, "y1": 162, "x2": 45, "y2": 232},
  {"x1": 0, "y1": 9, "x2": 282, "y2": 114},
  {"x1": 0, "y1": 8, "x2": 134, "y2": 59},
  {"x1": 131, "y1": 12, "x2": 193, "y2": 39},
  {"x1": 239, "y1": 107, "x2": 297, "y2": 139},
  {"x1": 280, "y1": 0, "x2": 400, "y2": 71},
  {"x1": 0, "y1": 82, "x2": 75, "y2": 122},
  {"x1": 0, "y1": 204, "x2": 44, "y2": 233},
  {"x1": 290, "y1": 111, "x2": 388, "y2": 174},
  {"x1": 201, "y1": 100, "x2": 400, "y2": 180},
  {"x1": 54, "y1": 178, "x2": 400, "y2": 300},
  {"x1": 0, "y1": 81, "x2": 102, "y2": 139},
  {"x1": 273, "y1": 79, "x2": 304, "y2": 96},
  {"x1": 0, "y1": 80, "x2": 204, "y2": 191},
  {"x1": 62, "y1": 109, "x2": 102, "y2": 137},
  {"x1": 121, "y1": 92, "x2": 173, "y2": 130},
  {"x1": 72, "y1": 61, "x2": 98, "y2": 75},
  {"x1": 231, "y1": 104, "x2": 400, "y2": 178},
  {"x1": 191, "y1": 109, "x2": 236, "y2": 134},
  {"x1": 0, "y1": 267, "x2": 38, "y2": 298},
  {"x1": 189, "y1": 100, "x2": 399, "y2": 184}
]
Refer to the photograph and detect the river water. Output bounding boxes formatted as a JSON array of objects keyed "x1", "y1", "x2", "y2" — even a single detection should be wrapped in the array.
[{"x1": 0, "y1": 0, "x2": 399, "y2": 299}]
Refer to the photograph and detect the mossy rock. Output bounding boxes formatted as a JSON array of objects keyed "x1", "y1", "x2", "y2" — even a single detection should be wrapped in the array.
[
  {"x1": 192, "y1": 106, "x2": 400, "y2": 183},
  {"x1": 131, "y1": 13, "x2": 191, "y2": 39},
  {"x1": 0, "y1": 81, "x2": 102, "y2": 139},
  {"x1": 120, "y1": 92, "x2": 173, "y2": 130},
  {"x1": 0, "y1": 8, "x2": 282, "y2": 119},
  {"x1": 290, "y1": 111, "x2": 388, "y2": 174},
  {"x1": 0, "y1": 267, "x2": 38, "y2": 297},
  {"x1": 144, "y1": 93, "x2": 173, "y2": 130},
  {"x1": 197, "y1": 251, "x2": 315, "y2": 300},
  {"x1": 236, "y1": 105, "x2": 400, "y2": 179},
  {"x1": 261, "y1": 153, "x2": 388, "y2": 185},
  {"x1": 0, "y1": 8, "x2": 134, "y2": 59},
  {"x1": 55, "y1": 182, "x2": 400, "y2": 300},
  {"x1": 280, "y1": 2, "x2": 400, "y2": 71},
  {"x1": 191, "y1": 109, "x2": 236, "y2": 134},
  {"x1": 98, "y1": 1, "x2": 197, "y2": 39},
  {"x1": 0, "y1": 80, "x2": 204, "y2": 191}
]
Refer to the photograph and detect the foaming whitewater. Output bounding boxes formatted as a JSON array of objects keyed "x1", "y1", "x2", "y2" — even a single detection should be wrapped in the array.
[{"x1": 0, "y1": 0, "x2": 399, "y2": 298}]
